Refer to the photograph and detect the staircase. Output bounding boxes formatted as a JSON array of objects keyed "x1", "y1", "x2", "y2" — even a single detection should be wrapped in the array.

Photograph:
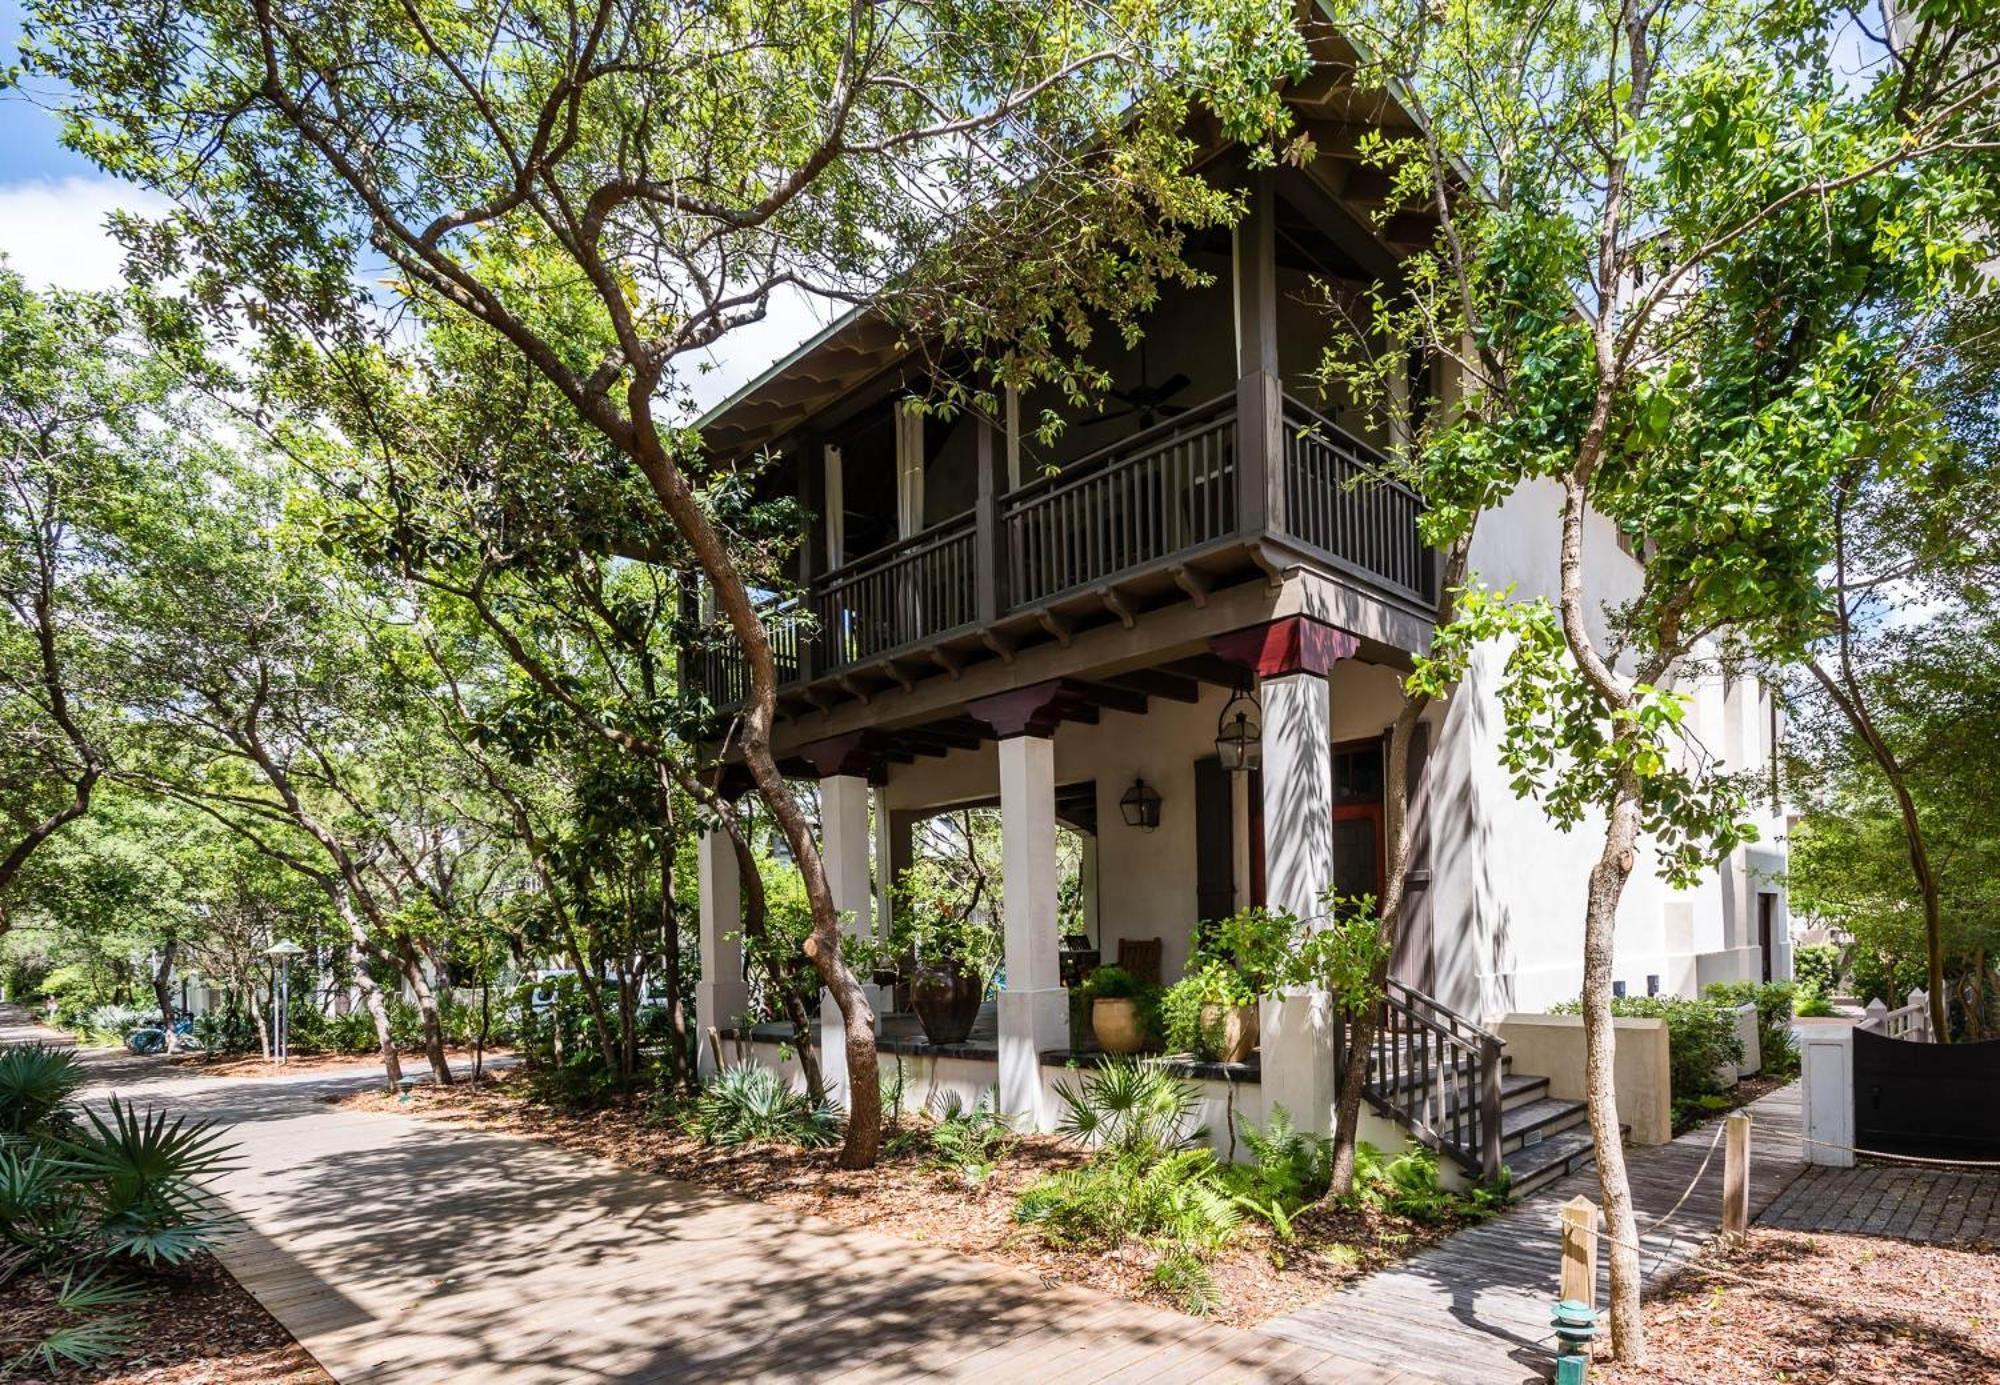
[{"x1": 1337, "y1": 980, "x2": 1610, "y2": 1200}]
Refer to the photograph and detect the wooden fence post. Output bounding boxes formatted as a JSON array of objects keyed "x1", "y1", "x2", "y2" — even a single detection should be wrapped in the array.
[
  {"x1": 1559, "y1": 1195, "x2": 1599, "y2": 1307},
  {"x1": 1722, "y1": 1112, "x2": 1752, "y2": 1243}
]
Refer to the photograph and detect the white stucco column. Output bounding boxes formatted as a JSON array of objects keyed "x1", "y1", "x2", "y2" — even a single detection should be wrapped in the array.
[
  {"x1": 1259, "y1": 669, "x2": 1338, "y2": 1134},
  {"x1": 997, "y1": 733, "x2": 1066, "y2": 1126},
  {"x1": 695, "y1": 826, "x2": 749, "y2": 1079},
  {"x1": 819, "y1": 774, "x2": 878, "y2": 1105}
]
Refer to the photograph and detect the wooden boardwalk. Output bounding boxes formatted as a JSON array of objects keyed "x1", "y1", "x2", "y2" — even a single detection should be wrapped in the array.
[
  {"x1": 0, "y1": 1002, "x2": 1431, "y2": 1385},
  {"x1": 1259, "y1": 1083, "x2": 1806, "y2": 1385}
]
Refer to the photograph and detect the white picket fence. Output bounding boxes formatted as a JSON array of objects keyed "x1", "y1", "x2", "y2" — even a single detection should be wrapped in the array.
[{"x1": 1857, "y1": 988, "x2": 1934, "y2": 1042}]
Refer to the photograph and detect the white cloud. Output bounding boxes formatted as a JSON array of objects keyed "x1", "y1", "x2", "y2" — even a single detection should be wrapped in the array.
[
  {"x1": 672, "y1": 284, "x2": 843, "y2": 422},
  {"x1": 0, "y1": 175, "x2": 170, "y2": 292}
]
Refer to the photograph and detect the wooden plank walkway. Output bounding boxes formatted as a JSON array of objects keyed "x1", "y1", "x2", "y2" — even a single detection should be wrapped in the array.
[
  {"x1": 0, "y1": 1001, "x2": 1433, "y2": 1385},
  {"x1": 1259, "y1": 1083, "x2": 1806, "y2": 1385}
]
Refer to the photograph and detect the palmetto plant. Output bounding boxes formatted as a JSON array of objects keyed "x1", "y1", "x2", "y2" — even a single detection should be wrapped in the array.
[
  {"x1": 688, "y1": 1064, "x2": 842, "y2": 1149},
  {"x1": 0, "y1": 1266, "x2": 143, "y2": 1377},
  {"x1": 1050, "y1": 1059, "x2": 1203, "y2": 1157},
  {"x1": 0, "y1": 1048, "x2": 237, "y2": 1376},
  {"x1": 0, "y1": 1046, "x2": 85, "y2": 1140},
  {"x1": 65, "y1": 1099, "x2": 236, "y2": 1264}
]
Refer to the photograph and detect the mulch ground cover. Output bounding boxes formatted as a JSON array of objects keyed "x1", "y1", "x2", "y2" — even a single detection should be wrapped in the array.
[
  {"x1": 0, "y1": 1253, "x2": 329, "y2": 1385},
  {"x1": 1600, "y1": 1228, "x2": 2000, "y2": 1384},
  {"x1": 335, "y1": 1070, "x2": 1474, "y2": 1327}
]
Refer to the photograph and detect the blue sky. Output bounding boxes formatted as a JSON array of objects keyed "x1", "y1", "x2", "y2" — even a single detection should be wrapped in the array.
[
  {"x1": 0, "y1": 0, "x2": 176, "y2": 292},
  {"x1": 0, "y1": 0, "x2": 818, "y2": 411}
]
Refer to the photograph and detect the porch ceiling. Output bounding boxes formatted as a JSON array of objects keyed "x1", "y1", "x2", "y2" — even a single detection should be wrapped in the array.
[{"x1": 764, "y1": 563, "x2": 1423, "y2": 760}]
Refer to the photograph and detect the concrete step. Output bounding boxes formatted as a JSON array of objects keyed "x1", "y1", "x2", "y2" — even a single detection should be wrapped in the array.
[
  {"x1": 1503, "y1": 1121, "x2": 1633, "y2": 1200},
  {"x1": 1505, "y1": 1128, "x2": 1597, "y2": 1199},
  {"x1": 1499, "y1": 1095, "x2": 1591, "y2": 1155},
  {"x1": 1373, "y1": 1067, "x2": 1549, "y2": 1117}
]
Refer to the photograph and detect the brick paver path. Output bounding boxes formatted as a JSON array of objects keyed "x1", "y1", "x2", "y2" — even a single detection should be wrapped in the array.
[{"x1": 1762, "y1": 1161, "x2": 2000, "y2": 1244}]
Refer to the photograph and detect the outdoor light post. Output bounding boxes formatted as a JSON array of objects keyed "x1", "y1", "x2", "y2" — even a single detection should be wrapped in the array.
[{"x1": 266, "y1": 940, "x2": 306, "y2": 1065}]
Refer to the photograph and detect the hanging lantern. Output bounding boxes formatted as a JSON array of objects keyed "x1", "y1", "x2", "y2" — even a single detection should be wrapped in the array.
[
  {"x1": 1215, "y1": 681, "x2": 1263, "y2": 772},
  {"x1": 1118, "y1": 776, "x2": 1163, "y2": 831}
]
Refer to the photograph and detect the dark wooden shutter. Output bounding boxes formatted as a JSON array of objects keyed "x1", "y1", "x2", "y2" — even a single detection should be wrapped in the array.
[
  {"x1": 1194, "y1": 755, "x2": 1235, "y2": 927},
  {"x1": 1390, "y1": 721, "x2": 1436, "y2": 992}
]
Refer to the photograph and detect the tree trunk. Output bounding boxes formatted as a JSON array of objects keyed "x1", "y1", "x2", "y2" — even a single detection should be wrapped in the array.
[
  {"x1": 151, "y1": 938, "x2": 180, "y2": 1054},
  {"x1": 351, "y1": 943, "x2": 402, "y2": 1093},
  {"x1": 621, "y1": 399, "x2": 876, "y2": 1164},
  {"x1": 1806, "y1": 659, "x2": 1950, "y2": 1042},
  {"x1": 246, "y1": 971, "x2": 271, "y2": 1062},
  {"x1": 1585, "y1": 765, "x2": 1647, "y2": 1361},
  {"x1": 553, "y1": 914, "x2": 623, "y2": 1086},
  {"x1": 395, "y1": 939, "x2": 453, "y2": 1085},
  {"x1": 721, "y1": 811, "x2": 826, "y2": 1105}
]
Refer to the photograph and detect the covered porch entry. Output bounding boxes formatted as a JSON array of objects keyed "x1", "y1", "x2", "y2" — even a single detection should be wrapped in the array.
[{"x1": 697, "y1": 613, "x2": 1434, "y2": 1147}]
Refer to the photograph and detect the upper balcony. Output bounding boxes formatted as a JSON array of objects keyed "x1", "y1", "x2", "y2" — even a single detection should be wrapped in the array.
[
  {"x1": 691, "y1": 391, "x2": 1431, "y2": 716},
  {"x1": 686, "y1": 156, "x2": 1446, "y2": 722}
]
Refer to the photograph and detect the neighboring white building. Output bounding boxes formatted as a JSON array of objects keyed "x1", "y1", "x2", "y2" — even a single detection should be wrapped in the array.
[{"x1": 683, "y1": 38, "x2": 1788, "y2": 1194}]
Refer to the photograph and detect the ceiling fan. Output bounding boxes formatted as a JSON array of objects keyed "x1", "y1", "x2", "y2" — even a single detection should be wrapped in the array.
[{"x1": 1076, "y1": 340, "x2": 1192, "y2": 430}]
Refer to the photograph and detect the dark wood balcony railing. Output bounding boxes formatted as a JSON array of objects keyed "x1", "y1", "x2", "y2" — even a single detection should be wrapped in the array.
[
  {"x1": 813, "y1": 511, "x2": 980, "y2": 668},
  {"x1": 687, "y1": 396, "x2": 1435, "y2": 711},
  {"x1": 1279, "y1": 398, "x2": 1435, "y2": 607},
  {"x1": 1005, "y1": 395, "x2": 1238, "y2": 606},
  {"x1": 696, "y1": 600, "x2": 802, "y2": 710}
]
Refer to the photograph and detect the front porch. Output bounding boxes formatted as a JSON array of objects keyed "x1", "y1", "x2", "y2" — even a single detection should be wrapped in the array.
[{"x1": 697, "y1": 609, "x2": 1463, "y2": 1163}]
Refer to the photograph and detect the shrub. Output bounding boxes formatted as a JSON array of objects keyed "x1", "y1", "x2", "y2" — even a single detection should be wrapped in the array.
[
  {"x1": 1553, "y1": 993, "x2": 1744, "y2": 1111},
  {"x1": 0, "y1": 1046, "x2": 86, "y2": 1140},
  {"x1": 1350, "y1": 1141, "x2": 1468, "y2": 1223},
  {"x1": 1, "y1": 951, "x2": 52, "y2": 1003},
  {"x1": 1021, "y1": 1062, "x2": 1239, "y2": 1313},
  {"x1": 1015, "y1": 1148, "x2": 1240, "y2": 1254},
  {"x1": 687, "y1": 1064, "x2": 841, "y2": 1149},
  {"x1": 65, "y1": 1099, "x2": 236, "y2": 1265},
  {"x1": 1704, "y1": 980, "x2": 1799, "y2": 1079},
  {"x1": 0, "y1": 1053, "x2": 235, "y2": 1374},
  {"x1": 1796, "y1": 986, "x2": 1838, "y2": 1018},
  {"x1": 914, "y1": 1090, "x2": 1016, "y2": 1187},
  {"x1": 1159, "y1": 962, "x2": 1254, "y2": 1062},
  {"x1": 1793, "y1": 943, "x2": 1841, "y2": 998},
  {"x1": 1216, "y1": 1106, "x2": 1331, "y2": 1239},
  {"x1": 82, "y1": 1004, "x2": 154, "y2": 1043}
]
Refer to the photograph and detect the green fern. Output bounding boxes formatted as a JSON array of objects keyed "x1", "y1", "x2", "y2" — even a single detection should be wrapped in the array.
[{"x1": 1149, "y1": 1248, "x2": 1218, "y2": 1316}]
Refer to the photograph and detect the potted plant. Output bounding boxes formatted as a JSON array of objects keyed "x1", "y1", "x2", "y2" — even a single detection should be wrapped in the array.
[
  {"x1": 891, "y1": 863, "x2": 1001, "y2": 1046},
  {"x1": 1162, "y1": 961, "x2": 1259, "y2": 1063},
  {"x1": 1080, "y1": 965, "x2": 1153, "y2": 1055}
]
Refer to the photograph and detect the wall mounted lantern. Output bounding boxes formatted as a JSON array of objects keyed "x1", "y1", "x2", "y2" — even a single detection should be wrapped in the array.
[
  {"x1": 1119, "y1": 777, "x2": 1163, "y2": 831},
  {"x1": 1215, "y1": 681, "x2": 1263, "y2": 773}
]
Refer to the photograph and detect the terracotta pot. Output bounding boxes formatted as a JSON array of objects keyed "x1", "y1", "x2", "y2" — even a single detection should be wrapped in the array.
[
  {"x1": 1092, "y1": 997, "x2": 1146, "y2": 1055},
  {"x1": 909, "y1": 962, "x2": 983, "y2": 1045},
  {"x1": 1201, "y1": 1002, "x2": 1259, "y2": 1063}
]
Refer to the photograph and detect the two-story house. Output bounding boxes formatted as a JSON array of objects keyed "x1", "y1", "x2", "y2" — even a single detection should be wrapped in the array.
[{"x1": 683, "y1": 36, "x2": 1789, "y2": 1193}]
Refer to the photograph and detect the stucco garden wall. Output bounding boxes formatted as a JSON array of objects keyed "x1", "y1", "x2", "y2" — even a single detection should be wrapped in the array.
[{"x1": 1494, "y1": 1012, "x2": 1674, "y2": 1146}]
